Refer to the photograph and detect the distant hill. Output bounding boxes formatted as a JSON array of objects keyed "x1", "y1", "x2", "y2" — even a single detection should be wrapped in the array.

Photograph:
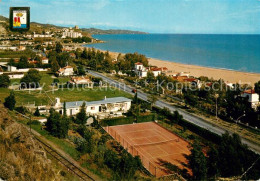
[
  {"x1": 81, "y1": 28, "x2": 148, "y2": 35},
  {"x1": 0, "y1": 15, "x2": 147, "y2": 35},
  {"x1": 0, "y1": 15, "x2": 8, "y2": 22}
]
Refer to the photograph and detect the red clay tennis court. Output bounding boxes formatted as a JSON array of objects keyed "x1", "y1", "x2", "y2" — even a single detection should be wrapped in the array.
[{"x1": 104, "y1": 122, "x2": 191, "y2": 178}]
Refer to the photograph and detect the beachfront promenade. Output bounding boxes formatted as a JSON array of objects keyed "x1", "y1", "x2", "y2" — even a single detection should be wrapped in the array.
[{"x1": 88, "y1": 70, "x2": 260, "y2": 154}]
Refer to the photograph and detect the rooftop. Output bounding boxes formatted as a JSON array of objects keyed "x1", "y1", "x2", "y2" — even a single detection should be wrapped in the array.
[
  {"x1": 243, "y1": 89, "x2": 256, "y2": 94},
  {"x1": 61, "y1": 97, "x2": 132, "y2": 109}
]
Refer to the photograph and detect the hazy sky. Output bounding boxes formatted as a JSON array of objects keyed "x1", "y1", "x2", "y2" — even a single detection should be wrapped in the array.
[{"x1": 0, "y1": 0, "x2": 260, "y2": 34}]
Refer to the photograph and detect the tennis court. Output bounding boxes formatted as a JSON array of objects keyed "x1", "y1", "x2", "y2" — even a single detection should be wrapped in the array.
[{"x1": 104, "y1": 122, "x2": 191, "y2": 178}]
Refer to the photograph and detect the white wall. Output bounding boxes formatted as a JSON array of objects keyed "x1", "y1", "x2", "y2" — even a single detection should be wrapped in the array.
[
  {"x1": 8, "y1": 74, "x2": 24, "y2": 79},
  {"x1": 56, "y1": 101, "x2": 131, "y2": 116}
]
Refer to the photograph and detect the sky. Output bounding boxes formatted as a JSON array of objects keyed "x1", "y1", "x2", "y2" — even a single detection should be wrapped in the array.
[{"x1": 0, "y1": 0, "x2": 260, "y2": 34}]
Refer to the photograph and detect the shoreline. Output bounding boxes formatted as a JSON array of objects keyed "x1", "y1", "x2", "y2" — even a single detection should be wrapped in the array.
[{"x1": 80, "y1": 45, "x2": 260, "y2": 85}]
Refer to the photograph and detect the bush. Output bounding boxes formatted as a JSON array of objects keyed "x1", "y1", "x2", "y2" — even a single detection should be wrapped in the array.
[
  {"x1": 4, "y1": 91, "x2": 16, "y2": 110},
  {"x1": 100, "y1": 114, "x2": 156, "y2": 126},
  {"x1": 0, "y1": 74, "x2": 10, "y2": 88},
  {"x1": 27, "y1": 120, "x2": 41, "y2": 125},
  {"x1": 15, "y1": 106, "x2": 28, "y2": 114}
]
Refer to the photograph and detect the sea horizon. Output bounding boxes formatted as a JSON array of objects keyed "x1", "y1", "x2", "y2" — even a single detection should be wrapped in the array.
[{"x1": 85, "y1": 34, "x2": 260, "y2": 74}]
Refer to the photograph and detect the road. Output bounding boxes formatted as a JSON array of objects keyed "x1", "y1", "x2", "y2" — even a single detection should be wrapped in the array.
[{"x1": 88, "y1": 70, "x2": 260, "y2": 154}]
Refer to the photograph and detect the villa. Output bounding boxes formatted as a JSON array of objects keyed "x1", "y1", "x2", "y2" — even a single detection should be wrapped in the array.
[
  {"x1": 41, "y1": 57, "x2": 49, "y2": 64},
  {"x1": 134, "y1": 62, "x2": 168, "y2": 78},
  {"x1": 241, "y1": 89, "x2": 260, "y2": 110},
  {"x1": 57, "y1": 65, "x2": 74, "y2": 76},
  {"x1": 54, "y1": 97, "x2": 132, "y2": 117},
  {"x1": 68, "y1": 76, "x2": 93, "y2": 88}
]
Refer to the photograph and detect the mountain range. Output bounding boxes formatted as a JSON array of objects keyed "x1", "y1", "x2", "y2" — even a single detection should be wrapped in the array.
[{"x1": 0, "y1": 15, "x2": 147, "y2": 35}]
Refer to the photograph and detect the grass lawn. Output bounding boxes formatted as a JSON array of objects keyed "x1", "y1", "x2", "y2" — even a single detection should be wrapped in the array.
[
  {"x1": 1, "y1": 87, "x2": 132, "y2": 106},
  {"x1": 1, "y1": 72, "x2": 132, "y2": 106},
  {"x1": 48, "y1": 88, "x2": 132, "y2": 102},
  {"x1": 0, "y1": 50, "x2": 34, "y2": 58}
]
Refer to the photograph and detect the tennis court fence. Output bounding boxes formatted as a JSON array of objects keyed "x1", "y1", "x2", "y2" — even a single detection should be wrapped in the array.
[{"x1": 106, "y1": 126, "x2": 170, "y2": 177}]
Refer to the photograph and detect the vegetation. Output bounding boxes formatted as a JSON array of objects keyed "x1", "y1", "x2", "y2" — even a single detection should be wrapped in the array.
[
  {"x1": 0, "y1": 50, "x2": 36, "y2": 59},
  {"x1": 187, "y1": 132, "x2": 260, "y2": 180},
  {"x1": 72, "y1": 36, "x2": 91, "y2": 43},
  {"x1": 20, "y1": 69, "x2": 42, "y2": 89},
  {"x1": 255, "y1": 80, "x2": 260, "y2": 100},
  {"x1": 34, "y1": 107, "x2": 40, "y2": 116},
  {"x1": 74, "y1": 125, "x2": 142, "y2": 180},
  {"x1": 0, "y1": 74, "x2": 10, "y2": 88},
  {"x1": 100, "y1": 113, "x2": 156, "y2": 126},
  {"x1": 4, "y1": 91, "x2": 16, "y2": 110},
  {"x1": 75, "y1": 102, "x2": 87, "y2": 124},
  {"x1": 73, "y1": 48, "x2": 148, "y2": 74},
  {"x1": 46, "y1": 108, "x2": 69, "y2": 138}
]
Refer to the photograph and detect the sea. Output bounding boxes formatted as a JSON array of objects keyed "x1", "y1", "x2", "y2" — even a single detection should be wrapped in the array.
[{"x1": 84, "y1": 34, "x2": 260, "y2": 73}]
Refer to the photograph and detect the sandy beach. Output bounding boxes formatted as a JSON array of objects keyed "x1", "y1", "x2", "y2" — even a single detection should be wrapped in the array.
[
  {"x1": 80, "y1": 46, "x2": 260, "y2": 85},
  {"x1": 148, "y1": 58, "x2": 260, "y2": 85}
]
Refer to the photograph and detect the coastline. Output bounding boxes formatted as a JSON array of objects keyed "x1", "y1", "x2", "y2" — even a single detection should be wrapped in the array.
[{"x1": 80, "y1": 45, "x2": 260, "y2": 85}]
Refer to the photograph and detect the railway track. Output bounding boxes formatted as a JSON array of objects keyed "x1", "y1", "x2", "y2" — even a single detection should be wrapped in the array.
[
  {"x1": 34, "y1": 136, "x2": 95, "y2": 181},
  {"x1": 14, "y1": 111, "x2": 95, "y2": 181}
]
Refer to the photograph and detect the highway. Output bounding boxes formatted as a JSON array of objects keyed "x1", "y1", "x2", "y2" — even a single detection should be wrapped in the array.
[{"x1": 88, "y1": 70, "x2": 260, "y2": 154}]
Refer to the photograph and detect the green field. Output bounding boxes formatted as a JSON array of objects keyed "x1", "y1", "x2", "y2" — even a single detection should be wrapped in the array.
[
  {"x1": 1, "y1": 73, "x2": 132, "y2": 106},
  {"x1": 0, "y1": 50, "x2": 34, "y2": 58}
]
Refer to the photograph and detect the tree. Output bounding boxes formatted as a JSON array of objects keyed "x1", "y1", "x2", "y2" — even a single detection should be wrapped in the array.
[
  {"x1": 104, "y1": 149, "x2": 119, "y2": 171},
  {"x1": 133, "y1": 92, "x2": 138, "y2": 104},
  {"x1": 76, "y1": 102, "x2": 87, "y2": 124},
  {"x1": 4, "y1": 91, "x2": 16, "y2": 110},
  {"x1": 255, "y1": 81, "x2": 260, "y2": 101},
  {"x1": 63, "y1": 102, "x2": 67, "y2": 117},
  {"x1": 20, "y1": 69, "x2": 42, "y2": 88},
  {"x1": 34, "y1": 107, "x2": 40, "y2": 116},
  {"x1": 207, "y1": 145, "x2": 219, "y2": 178},
  {"x1": 55, "y1": 42, "x2": 63, "y2": 53},
  {"x1": 17, "y1": 56, "x2": 29, "y2": 68},
  {"x1": 77, "y1": 65, "x2": 85, "y2": 75},
  {"x1": 51, "y1": 59, "x2": 60, "y2": 73},
  {"x1": 75, "y1": 48, "x2": 82, "y2": 59},
  {"x1": 218, "y1": 132, "x2": 244, "y2": 177},
  {"x1": 172, "y1": 110, "x2": 183, "y2": 125},
  {"x1": 146, "y1": 71, "x2": 155, "y2": 82},
  {"x1": 118, "y1": 152, "x2": 142, "y2": 179},
  {"x1": 0, "y1": 74, "x2": 10, "y2": 88},
  {"x1": 46, "y1": 108, "x2": 68, "y2": 138},
  {"x1": 187, "y1": 141, "x2": 208, "y2": 180},
  {"x1": 148, "y1": 94, "x2": 157, "y2": 109}
]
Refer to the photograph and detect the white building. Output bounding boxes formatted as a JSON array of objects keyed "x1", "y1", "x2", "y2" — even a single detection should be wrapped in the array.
[
  {"x1": 62, "y1": 29, "x2": 82, "y2": 39},
  {"x1": 33, "y1": 33, "x2": 53, "y2": 38},
  {"x1": 7, "y1": 65, "x2": 17, "y2": 72},
  {"x1": 68, "y1": 76, "x2": 93, "y2": 88},
  {"x1": 7, "y1": 66, "x2": 48, "y2": 73},
  {"x1": 134, "y1": 62, "x2": 148, "y2": 78},
  {"x1": 54, "y1": 97, "x2": 131, "y2": 116},
  {"x1": 41, "y1": 57, "x2": 49, "y2": 64},
  {"x1": 149, "y1": 67, "x2": 162, "y2": 77},
  {"x1": 4, "y1": 72, "x2": 24, "y2": 79},
  {"x1": 57, "y1": 66, "x2": 74, "y2": 76},
  {"x1": 241, "y1": 89, "x2": 259, "y2": 109},
  {"x1": 134, "y1": 62, "x2": 167, "y2": 78},
  {"x1": 0, "y1": 46, "x2": 18, "y2": 51}
]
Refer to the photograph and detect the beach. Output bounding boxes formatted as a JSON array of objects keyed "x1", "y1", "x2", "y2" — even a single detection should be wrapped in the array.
[
  {"x1": 148, "y1": 58, "x2": 260, "y2": 85},
  {"x1": 80, "y1": 46, "x2": 260, "y2": 85}
]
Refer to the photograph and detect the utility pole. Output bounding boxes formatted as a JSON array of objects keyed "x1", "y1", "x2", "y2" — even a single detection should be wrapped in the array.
[
  {"x1": 29, "y1": 113, "x2": 32, "y2": 133},
  {"x1": 214, "y1": 94, "x2": 219, "y2": 121}
]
